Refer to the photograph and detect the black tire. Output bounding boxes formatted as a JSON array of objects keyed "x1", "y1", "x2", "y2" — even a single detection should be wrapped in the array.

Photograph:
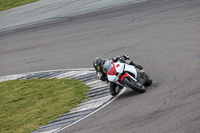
[
  {"x1": 144, "y1": 73, "x2": 152, "y2": 87},
  {"x1": 123, "y1": 77, "x2": 145, "y2": 93}
]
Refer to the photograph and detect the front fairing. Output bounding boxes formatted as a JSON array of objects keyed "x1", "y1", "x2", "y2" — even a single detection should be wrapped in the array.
[
  {"x1": 124, "y1": 64, "x2": 137, "y2": 78},
  {"x1": 103, "y1": 60, "x2": 116, "y2": 75},
  {"x1": 107, "y1": 75, "x2": 118, "y2": 82},
  {"x1": 103, "y1": 60, "x2": 117, "y2": 82},
  {"x1": 103, "y1": 60, "x2": 125, "y2": 82}
]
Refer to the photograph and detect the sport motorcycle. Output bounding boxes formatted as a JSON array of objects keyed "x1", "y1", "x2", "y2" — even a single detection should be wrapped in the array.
[{"x1": 102, "y1": 60, "x2": 152, "y2": 94}]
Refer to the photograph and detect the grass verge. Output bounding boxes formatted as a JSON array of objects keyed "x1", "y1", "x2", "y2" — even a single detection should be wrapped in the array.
[
  {"x1": 0, "y1": 0, "x2": 39, "y2": 11},
  {"x1": 0, "y1": 78, "x2": 89, "y2": 133}
]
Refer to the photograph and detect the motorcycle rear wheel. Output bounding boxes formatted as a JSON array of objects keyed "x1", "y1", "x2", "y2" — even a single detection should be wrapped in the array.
[
  {"x1": 123, "y1": 77, "x2": 145, "y2": 93},
  {"x1": 143, "y1": 73, "x2": 152, "y2": 87}
]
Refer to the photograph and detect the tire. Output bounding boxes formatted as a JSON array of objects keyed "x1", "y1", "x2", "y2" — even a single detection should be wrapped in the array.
[
  {"x1": 123, "y1": 77, "x2": 145, "y2": 93},
  {"x1": 144, "y1": 73, "x2": 152, "y2": 87}
]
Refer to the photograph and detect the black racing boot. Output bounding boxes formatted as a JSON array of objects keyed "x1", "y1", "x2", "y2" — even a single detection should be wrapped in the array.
[{"x1": 129, "y1": 61, "x2": 143, "y2": 70}]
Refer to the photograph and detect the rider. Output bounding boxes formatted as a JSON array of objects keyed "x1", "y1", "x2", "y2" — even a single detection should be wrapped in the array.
[{"x1": 93, "y1": 55, "x2": 143, "y2": 96}]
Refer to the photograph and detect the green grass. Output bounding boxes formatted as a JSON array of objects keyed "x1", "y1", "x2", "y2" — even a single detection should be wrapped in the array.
[
  {"x1": 0, "y1": 78, "x2": 89, "y2": 133},
  {"x1": 0, "y1": 0, "x2": 39, "y2": 11}
]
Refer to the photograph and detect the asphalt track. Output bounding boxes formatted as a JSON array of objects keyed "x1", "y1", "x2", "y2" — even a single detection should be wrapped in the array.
[{"x1": 0, "y1": 0, "x2": 200, "y2": 133}]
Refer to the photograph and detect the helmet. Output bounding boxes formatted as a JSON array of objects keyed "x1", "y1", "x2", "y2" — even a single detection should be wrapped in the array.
[{"x1": 93, "y1": 57, "x2": 104, "y2": 72}]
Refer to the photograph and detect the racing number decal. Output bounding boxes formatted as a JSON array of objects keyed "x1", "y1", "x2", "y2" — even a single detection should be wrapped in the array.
[{"x1": 116, "y1": 64, "x2": 120, "y2": 68}]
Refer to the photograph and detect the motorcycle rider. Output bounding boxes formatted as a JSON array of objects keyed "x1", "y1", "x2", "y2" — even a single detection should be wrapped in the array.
[{"x1": 93, "y1": 55, "x2": 143, "y2": 96}]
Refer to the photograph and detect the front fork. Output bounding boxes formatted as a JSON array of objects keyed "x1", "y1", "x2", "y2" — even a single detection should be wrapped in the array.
[{"x1": 128, "y1": 74, "x2": 144, "y2": 87}]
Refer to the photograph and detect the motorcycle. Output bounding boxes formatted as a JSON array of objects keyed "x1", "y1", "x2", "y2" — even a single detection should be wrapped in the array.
[{"x1": 102, "y1": 60, "x2": 152, "y2": 94}]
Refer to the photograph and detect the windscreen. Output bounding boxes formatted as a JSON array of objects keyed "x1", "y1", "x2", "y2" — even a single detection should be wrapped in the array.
[{"x1": 103, "y1": 60, "x2": 113, "y2": 73}]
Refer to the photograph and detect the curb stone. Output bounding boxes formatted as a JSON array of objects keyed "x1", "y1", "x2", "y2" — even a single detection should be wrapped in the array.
[{"x1": 0, "y1": 68, "x2": 119, "y2": 133}]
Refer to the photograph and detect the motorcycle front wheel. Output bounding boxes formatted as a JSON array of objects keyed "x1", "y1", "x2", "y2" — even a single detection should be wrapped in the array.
[{"x1": 123, "y1": 77, "x2": 145, "y2": 93}]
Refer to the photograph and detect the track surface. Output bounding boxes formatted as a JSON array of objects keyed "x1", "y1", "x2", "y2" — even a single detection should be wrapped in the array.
[{"x1": 1, "y1": 0, "x2": 200, "y2": 133}]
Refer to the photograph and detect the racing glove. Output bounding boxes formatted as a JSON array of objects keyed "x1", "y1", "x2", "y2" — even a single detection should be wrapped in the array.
[{"x1": 97, "y1": 72, "x2": 102, "y2": 79}]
